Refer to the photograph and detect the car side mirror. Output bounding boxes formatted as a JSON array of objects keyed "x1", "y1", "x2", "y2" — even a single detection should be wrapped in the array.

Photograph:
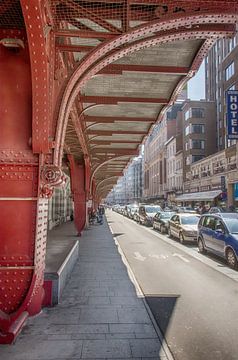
[{"x1": 216, "y1": 228, "x2": 224, "y2": 234}]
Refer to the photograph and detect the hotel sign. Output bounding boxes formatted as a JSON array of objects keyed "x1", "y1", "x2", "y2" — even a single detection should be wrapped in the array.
[{"x1": 226, "y1": 90, "x2": 238, "y2": 139}]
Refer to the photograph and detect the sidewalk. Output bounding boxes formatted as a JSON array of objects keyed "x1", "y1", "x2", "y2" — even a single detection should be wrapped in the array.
[{"x1": 0, "y1": 215, "x2": 172, "y2": 359}]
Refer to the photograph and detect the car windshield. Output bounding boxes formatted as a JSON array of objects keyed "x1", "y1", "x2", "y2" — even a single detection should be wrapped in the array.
[
  {"x1": 181, "y1": 216, "x2": 200, "y2": 225},
  {"x1": 224, "y1": 218, "x2": 238, "y2": 233},
  {"x1": 161, "y1": 212, "x2": 174, "y2": 219},
  {"x1": 146, "y1": 206, "x2": 161, "y2": 213}
]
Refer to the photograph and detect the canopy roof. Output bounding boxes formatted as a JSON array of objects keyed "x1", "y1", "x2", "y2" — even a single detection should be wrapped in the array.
[{"x1": 175, "y1": 190, "x2": 222, "y2": 202}]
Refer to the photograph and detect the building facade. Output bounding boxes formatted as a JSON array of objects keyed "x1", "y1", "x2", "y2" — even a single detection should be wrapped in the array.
[
  {"x1": 106, "y1": 157, "x2": 143, "y2": 205},
  {"x1": 205, "y1": 34, "x2": 238, "y2": 150},
  {"x1": 143, "y1": 104, "x2": 182, "y2": 202},
  {"x1": 182, "y1": 100, "x2": 217, "y2": 181},
  {"x1": 183, "y1": 145, "x2": 238, "y2": 207}
]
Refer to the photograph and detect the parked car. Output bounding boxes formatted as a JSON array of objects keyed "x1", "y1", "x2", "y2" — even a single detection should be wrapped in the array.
[
  {"x1": 176, "y1": 206, "x2": 197, "y2": 213},
  {"x1": 128, "y1": 205, "x2": 139, "y2": 219},
  {"x1": 153, "y1": 211, "x2": 175, "y2": 233},
  {"x1": 208, "y1": 207, "x2": 227, "y2": 213},
  {"x1": 168, "y1": 213, "x2": 200, "y2": 243},
  {"x1": 197, "y1": 213, "x2": 238, "y2": 269},
  {"x1": 138, "y1": 205, "x2": 162, "y2": 226}
]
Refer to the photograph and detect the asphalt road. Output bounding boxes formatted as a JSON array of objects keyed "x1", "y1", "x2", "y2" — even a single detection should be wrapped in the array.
[{"x1": 106, "y1": 210, "x2": 238, "y2": 360}]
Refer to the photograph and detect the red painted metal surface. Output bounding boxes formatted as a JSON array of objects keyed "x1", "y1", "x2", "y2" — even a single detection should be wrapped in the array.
[
  {"x1": 0, "y1": 41, "x2": 47, "y2": 343},
  {"x1": 68, "y1": 155, "x2": 86, "y2": 236},
  {"x1": 1, "y1": 0, "x2": 238, "y2": 344},
  {"x1": 54, "y1": 12, "x2": 237, "y2": 166}
]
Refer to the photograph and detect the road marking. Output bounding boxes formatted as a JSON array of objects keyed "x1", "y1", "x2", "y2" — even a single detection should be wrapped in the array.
[
  {"x1": 172, "y1": 253, "x2": 190, "y2": 263},
  {"x1": 134, "y1": 251, "x2": 146, "y2": 261},
  {"x1": 149, "y1": 254, "x2": 168, "y2": 260}
]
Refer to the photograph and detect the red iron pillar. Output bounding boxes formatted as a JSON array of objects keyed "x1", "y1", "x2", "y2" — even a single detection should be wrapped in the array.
[{"x1": 0, "y1": 1, "x2": 64, "y2": 343}]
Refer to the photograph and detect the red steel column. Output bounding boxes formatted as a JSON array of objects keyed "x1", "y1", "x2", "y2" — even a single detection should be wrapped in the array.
[
  {"x1": 68, "y1": 156, "x2": 86, "y2": 236},
  {"x1": 0, "y1": 43, "x2": 47, "y2": 344}
]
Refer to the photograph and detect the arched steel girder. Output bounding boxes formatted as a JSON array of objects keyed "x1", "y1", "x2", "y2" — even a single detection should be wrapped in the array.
[
  {"x1": 89, "y1": 155, "x2": 134, "y2": 195},
  {"x1": 96, "y1": 176, "x2": 123, "y2": 194},
  {"x1": 97, "y1": 184, "x2": 118, "y2": 200},
  {"x1": 54, "y1": 12, "x2": 237, "y2": 166}
]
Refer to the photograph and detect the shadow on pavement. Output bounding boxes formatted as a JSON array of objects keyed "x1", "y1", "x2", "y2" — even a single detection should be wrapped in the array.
[{"x1": 145, "y1": 295, "x2": 179, "y2": 337}]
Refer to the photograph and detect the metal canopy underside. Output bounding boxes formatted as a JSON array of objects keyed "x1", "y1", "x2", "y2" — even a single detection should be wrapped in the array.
[
  {"x1": 2, "y1": 0, "x2": 237, "y2": 198},
  {"x1": 63, "y1": 27, "x2": 204, "y2": 194}
]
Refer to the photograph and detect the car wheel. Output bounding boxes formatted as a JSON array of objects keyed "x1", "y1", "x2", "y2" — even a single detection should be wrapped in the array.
[
  {"x1": 226, "y1": 248, "x2": 238, "y2": 270},
  {"x1": 198, "y1": 237, "x2": 206, "y2": 254},
  {"x1": 168, "y1": 227, "x2": 172, "y2": 238},
  {"x1": 179, "y1": 232, "x2": 185, "y2": 244}
]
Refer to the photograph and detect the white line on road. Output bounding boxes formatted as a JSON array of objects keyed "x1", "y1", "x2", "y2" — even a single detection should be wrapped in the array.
[
  {"x1": 172, "y1": 253, "x2": 190, "y2": 263},
  {"x1": 134, "y1": 251, "x2": 146, "y2": 261},
  {"x1": 149, "y1": 254, "x2": 168, "y2": 260}
]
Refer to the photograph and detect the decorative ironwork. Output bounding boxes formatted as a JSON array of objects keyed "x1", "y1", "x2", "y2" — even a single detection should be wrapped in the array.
[{"x1": 40, "y1": 165, "x2": 66, "y2": 198}]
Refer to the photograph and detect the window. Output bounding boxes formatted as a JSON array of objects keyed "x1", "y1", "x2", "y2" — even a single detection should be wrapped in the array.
[
  {"x1": 192, "y1": 155, "x2": 204, "y2": 163},
  {"x1": 191, "y1": 108, "x2": 205, "y2": 118},
  {"x1": 203, "y1": 216, "x2": 216, "y2": 230},
  {"x1": 185, "y1": 108, "x2": 205, "y2": 120},
  {"x1": 191, "y1": 124, "x2": 205, "y2": 134},
  {"x1": 185, "y1": 110, "x2": 190, "y2": 121},
  {"x1": 225, "y1": 62, "x2": 234, "y2": 81},
  {"x1": 185, "y1": 125, "x2": 190, "y2": 135},
  {"x1": 192, "y1": 140, "x2": 205, "y2": 149}
]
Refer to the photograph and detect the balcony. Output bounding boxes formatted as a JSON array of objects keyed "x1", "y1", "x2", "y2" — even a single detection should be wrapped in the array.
[
  {"x1": 228, "y1": 163, "x2": 236, "y2": 171},
  {"x1": 213, "y1": 167, "x2": 225, "y2": 174}
]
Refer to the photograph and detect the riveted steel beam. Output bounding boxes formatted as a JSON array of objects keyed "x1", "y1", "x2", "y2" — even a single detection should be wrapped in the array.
[
  {"x1": 55, "y1": 29, "x2": 117, "y2": 39},
  {"x1": 92, "y1": 148, "x2": 139, "y2": 154},
  {"x1": 80, "y1": 95, "x2": 168, "y2": 104},
  {"x1": 56, "y1": 44, "x2": 95, "y2": 53},
  {"x1": 84, "y1": 115, "x2": 155, "y2": 123},
  {"x1": 87, "y1": 130, "x2": 147, "y2": 135},
  {"x1": 98, "y1": 64, "x2": 190, "y2": 75},
  {"x1": 90, "y1": 140, "x2": 140, "y2": 144}
]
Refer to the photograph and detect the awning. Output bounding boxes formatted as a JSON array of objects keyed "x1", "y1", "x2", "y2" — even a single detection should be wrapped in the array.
[{"x1": 175, "y1": 190, "x2": 222, "y2": 202}]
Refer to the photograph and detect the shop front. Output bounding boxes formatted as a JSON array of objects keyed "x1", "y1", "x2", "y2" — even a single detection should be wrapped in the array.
[{"x1": 175, "y1": 189, "x2": 223, "y2": 208}]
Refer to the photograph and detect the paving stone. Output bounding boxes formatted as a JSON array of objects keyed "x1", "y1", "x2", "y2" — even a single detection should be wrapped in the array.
[
  {"x1": 78, "y1": 308, "x2": 119, "y2": 324},
  {"x1": 110, "y1": 296, "x2": 143, "y2": 306},
  {"x1": 117, "y1": 307, "x2": 151, "y2": 324},
  {"x1": 109, "y1": 324, "x2": 157, "y2": 336},
  {"x1": 81, "y1": 339, "x2": 131, "y2": 358},
  {"x1": 0, "y1": 340, "x2": 82, "y2": 360},
  {"x1": 45, "y1": 324, "x2": 109, "y2": 335},
  {"x1": 129, "y1": 339, "x2": 167, "y2": 358}
]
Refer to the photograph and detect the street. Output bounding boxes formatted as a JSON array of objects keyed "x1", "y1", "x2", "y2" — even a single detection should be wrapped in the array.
[{"x1": 106, "y1": 210, "x2": 238, "y2": 360}]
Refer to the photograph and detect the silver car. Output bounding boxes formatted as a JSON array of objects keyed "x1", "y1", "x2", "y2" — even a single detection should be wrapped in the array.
[{"x1": 168, "y1": 213, "x2": 200, "y2": 244}]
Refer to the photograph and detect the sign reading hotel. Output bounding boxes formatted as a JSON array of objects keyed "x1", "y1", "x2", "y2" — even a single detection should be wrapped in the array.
[{"x1": 226, "y1": 90, "x2": 238, "y2": 140}]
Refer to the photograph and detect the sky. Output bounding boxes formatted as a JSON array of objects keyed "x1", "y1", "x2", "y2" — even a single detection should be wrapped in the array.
[{"x1": 187, "y1": 61, "x2": 205, "y2": 100}]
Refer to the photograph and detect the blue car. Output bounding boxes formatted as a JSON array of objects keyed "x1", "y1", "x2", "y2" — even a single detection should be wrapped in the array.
[{"x1": 197, "y1": 213, "x2": 238, "y2": 269}]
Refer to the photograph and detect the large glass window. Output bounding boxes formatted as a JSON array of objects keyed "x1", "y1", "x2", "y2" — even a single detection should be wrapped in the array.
[
  {"x1": 225, "y1": 62, "x2": 234, "y2": 81},
  {"x1": 191, "y1": 124, "x2": 205, "y2": 134},
  {"x1": 192, "y1": 139, "x2": 205, "y2": 149}
]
